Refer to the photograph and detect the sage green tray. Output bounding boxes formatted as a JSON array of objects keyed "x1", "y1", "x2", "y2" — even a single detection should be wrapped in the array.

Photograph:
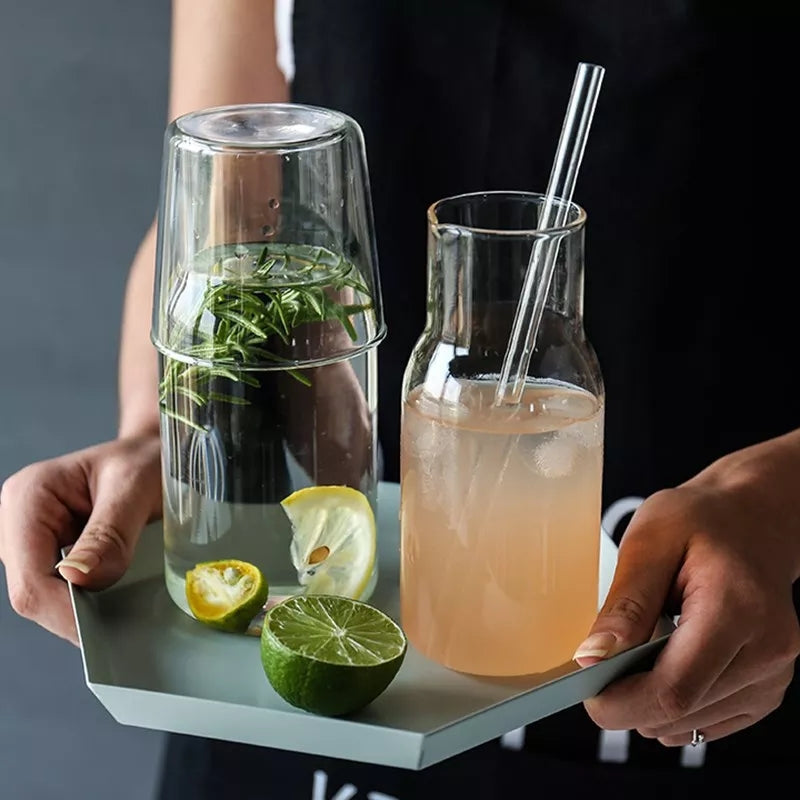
[{"x1": 68, "y1": 482, "x2": 672, "y2": 770}]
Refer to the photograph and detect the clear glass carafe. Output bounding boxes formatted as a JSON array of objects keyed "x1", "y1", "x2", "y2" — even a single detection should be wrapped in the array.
[{"x1": 400, "y1": 191, "x2": 604, "y2": 676}]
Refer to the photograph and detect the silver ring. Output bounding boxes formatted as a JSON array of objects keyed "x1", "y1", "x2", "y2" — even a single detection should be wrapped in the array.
[{"x1": 691, "y1": 729, "x2": 705, "y2": 747}]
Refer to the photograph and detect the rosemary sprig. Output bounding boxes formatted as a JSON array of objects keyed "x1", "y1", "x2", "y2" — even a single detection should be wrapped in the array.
[{"x1": 159, "y1": 243, "x2": 372, "y2": 430}]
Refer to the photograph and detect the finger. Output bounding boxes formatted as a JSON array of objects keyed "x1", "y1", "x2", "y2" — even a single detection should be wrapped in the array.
[
  {"x1": 636, "y1": 663, "x2": 792, "y2": 741},
  {"x1": 573, "y1": 505, "x2": 683, "y2": 665},
  {"x1": 655, "y1": 713, "x2": 767, "y2": 747},
  {"x1": 55, "y1": 463, "x2": 153, "y2": 590},
  {"x1": 9, "y1": 573, "x2": 77, "y2": 645},
  {"x1": 641, "y1": 638, "x2": 796, "y2": 718},
  {"x1": 584, "y1": 588, "x2": 743, "y2": 730},
  {"x1": 1, "y1": 489, "x2": 80, "y2": 645}
]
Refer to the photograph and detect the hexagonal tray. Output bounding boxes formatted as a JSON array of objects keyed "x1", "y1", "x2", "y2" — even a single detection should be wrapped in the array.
[{"x1": 68, "y1": 482, "x2": 672, "y2": 770}]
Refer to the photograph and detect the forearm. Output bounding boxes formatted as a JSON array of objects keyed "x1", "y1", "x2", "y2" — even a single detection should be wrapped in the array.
[
  {"x1": 117, "y1": 0, "x2": 288, "y2": 439},
  {"x1": 168, "y1": 0, "x2": 289, "y2": 122},
  {"x1": 118, "y1": 222, "x2": 160, "y2": 439}
]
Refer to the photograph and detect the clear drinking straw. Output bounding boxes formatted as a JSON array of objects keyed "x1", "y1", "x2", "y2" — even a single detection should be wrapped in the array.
[{"x1": 494, "y1": 62, "x2": 605, "y2": 407}]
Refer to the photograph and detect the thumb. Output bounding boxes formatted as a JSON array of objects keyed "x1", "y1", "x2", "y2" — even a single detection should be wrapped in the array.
[
  {"x1": 55, "y1": 477, "x2": 153, "y2": 590},
  {"x1": 573, "y1": 519, "x2": 681, "y2": 667}
]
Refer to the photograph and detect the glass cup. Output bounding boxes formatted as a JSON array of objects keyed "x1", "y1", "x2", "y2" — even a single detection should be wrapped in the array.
[
  {"x1": 400, "y1": 191, "x2": 604, "y2": 676},
  {"x1": 151, "y1": 104, "x2": 385, "y2": 626}
]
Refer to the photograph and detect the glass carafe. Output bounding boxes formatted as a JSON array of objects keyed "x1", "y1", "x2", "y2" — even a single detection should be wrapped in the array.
[
  {"x1": 151, "y1": 104, "x2": 385, "y2": 628},
  {"x1": 400, "y1": 191, "x2": 604, "y2": 676}
]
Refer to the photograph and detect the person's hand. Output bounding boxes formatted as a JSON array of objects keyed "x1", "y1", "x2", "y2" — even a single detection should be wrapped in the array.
[
  {"x1": 573, "y1": 431, "x2": 800, "y2": 746},
  {"x1": 0, "y1": 434, "x2": 162, "y2": 646}
]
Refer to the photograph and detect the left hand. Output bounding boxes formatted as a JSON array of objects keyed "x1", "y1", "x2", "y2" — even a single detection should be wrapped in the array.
[{"x1": 573, "y1": 433, "x2": 800, "y2": 746}]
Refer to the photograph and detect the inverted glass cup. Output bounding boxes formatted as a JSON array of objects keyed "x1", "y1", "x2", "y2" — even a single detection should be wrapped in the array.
[{"x1": 151, "y1": 104, "x2": 385, "y2": 626}]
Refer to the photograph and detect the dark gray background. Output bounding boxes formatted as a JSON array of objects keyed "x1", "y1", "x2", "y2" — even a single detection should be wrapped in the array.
[{"x1": 1, "y1": 2, "x2": 171, "y2": 797}]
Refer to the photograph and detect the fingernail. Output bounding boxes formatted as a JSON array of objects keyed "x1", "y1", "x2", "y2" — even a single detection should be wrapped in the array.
[
  {"x1": 55, "y1": 554, "x2": 99, "y2": 577},
  {"x1": 573, "y1": 632, "x2": 618, "y2": 661}
]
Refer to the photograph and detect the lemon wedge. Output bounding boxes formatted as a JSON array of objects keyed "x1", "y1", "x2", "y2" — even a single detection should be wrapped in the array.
[{"x1": 281, "y1": 486, "x2": 376, "y2": 600}]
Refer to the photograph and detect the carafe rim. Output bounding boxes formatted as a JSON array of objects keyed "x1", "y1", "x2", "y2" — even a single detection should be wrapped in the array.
[{"x1": 427, "y1": 190, "x2": 586, "y2": 238}]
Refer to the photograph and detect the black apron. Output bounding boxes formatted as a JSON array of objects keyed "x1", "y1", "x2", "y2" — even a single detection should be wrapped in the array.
[{"x1": 158, "y1": 2, "x2": 799, "y2": 797}]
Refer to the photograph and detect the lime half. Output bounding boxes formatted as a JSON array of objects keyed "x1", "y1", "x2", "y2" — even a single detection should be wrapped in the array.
[
  {"x1": 185, "y1": 559, "x2": 269, "y2": 633},
  {"x1": 282, "y1": 486, "x2": 376, "y2": 599},
  {"x1": 260, "y1": 594, "x2": 407, "y2": 716}
]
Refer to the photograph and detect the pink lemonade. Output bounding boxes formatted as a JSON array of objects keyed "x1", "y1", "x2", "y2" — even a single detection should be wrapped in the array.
[{"x1": 400, "y1": 380, "x2": 604, "y2": 676}]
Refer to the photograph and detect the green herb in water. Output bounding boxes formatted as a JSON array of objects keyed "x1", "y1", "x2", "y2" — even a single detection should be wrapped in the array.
[{"x1": 159, "y1": 243, "x2": 372, "y2": 431}]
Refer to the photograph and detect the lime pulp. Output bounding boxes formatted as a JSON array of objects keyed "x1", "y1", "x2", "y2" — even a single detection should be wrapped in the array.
[{"x1": 260, "y1": 594, "x2": 407, "y2": 716}]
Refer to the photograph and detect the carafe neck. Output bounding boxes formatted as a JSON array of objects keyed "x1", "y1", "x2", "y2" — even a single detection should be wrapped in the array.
[{"x1": 425, "y1": 195, "x2": 586, "y2": 352}]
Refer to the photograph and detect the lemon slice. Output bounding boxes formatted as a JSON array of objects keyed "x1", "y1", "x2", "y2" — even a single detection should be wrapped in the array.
[
  {"x1": 185, "y1": 559, "x2": 269, "y2": 633},
  {"x1": 281, "y1": 486, "x2": 376, "y2": 600}
]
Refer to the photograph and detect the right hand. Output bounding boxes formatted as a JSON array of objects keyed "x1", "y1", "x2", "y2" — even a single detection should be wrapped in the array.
[{"x1": 0, "y1": 434, "x2": 162, "y2": 645}]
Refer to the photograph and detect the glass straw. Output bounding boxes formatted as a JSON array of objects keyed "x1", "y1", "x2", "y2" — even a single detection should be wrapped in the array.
[{"x1": 494, "y1": 62, "x2": 605, "y2": 407}]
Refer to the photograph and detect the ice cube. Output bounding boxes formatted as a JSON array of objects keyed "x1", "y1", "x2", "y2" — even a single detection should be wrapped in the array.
[
  {"x1": 408, "y1": 425, "x2": 437, "y2": 459},
  {"x1": 565, "y1": 415, "x2": 603, "y2": 449},
  {"x1": 529, "y1": 435, "x2": 577, "y2": 478}
]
